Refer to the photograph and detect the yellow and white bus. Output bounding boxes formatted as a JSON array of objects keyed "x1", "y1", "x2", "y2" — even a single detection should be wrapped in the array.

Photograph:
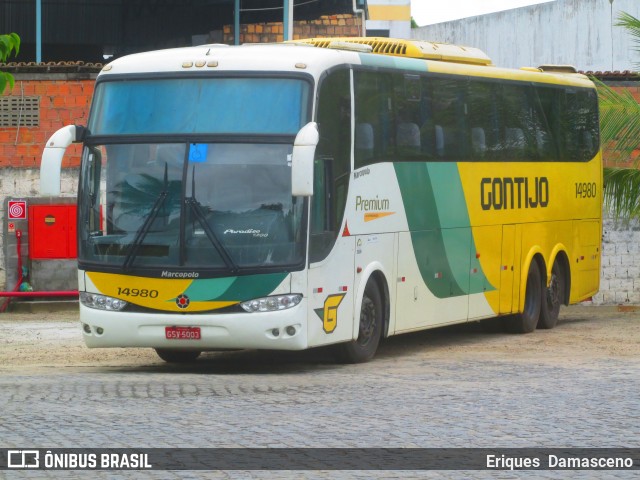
[{"x1": 40, "y1": 38, "x2": 601, "y2": 363}]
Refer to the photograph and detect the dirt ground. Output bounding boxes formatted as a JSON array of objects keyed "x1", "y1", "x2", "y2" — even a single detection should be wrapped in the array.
[{"x1": 0, "y1": 304, "x2": 639, "y2": 371}]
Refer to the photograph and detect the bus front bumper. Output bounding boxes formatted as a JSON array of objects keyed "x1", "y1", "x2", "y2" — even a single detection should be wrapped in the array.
[{"x1": 79, "y1": 300, "x2": 309, "y2": 351}]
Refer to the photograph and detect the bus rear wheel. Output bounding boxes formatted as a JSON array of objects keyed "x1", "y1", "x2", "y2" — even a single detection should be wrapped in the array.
[
  {"x1": 155, "y1": 349, "x2": 201, "y2": 363},
  {"x1": 538, "y1": 260, "x2": 564, "y2": 329},
  {"x1": 335, "y1": 280, "x2": 383, "y2": 363},
  {"x1": 507, "y1": 260, "x2": 542, "y2": 334}
]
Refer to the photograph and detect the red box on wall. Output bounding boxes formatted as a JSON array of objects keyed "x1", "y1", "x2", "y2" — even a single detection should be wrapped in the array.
[{"x1": 28, "y1": 205, "x2": 77, "y2": 259}]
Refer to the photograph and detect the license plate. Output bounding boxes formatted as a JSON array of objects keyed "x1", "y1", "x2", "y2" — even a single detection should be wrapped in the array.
[{"x1": 165, "y1": 326, "x2": 201, "y2": 340}]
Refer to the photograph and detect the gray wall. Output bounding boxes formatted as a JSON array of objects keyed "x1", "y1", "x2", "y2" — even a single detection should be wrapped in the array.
[
  {"x1": 1, "y1": 170, "x2": 78, "y2": 291},
  {"x1": 412, "y1": 0, "x2": 640, "y2": 71}
]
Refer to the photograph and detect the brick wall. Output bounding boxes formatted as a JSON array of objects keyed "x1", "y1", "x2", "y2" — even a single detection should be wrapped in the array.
[
  {"x1": 0, "y1": 71, "x2": 97, "y2": 289},
  {"x1": 223, "y1": 14, "x2": 362, "y2": 44},
  {"x1": 0, "y1": 75, "x2": 95, "y2": 169}
]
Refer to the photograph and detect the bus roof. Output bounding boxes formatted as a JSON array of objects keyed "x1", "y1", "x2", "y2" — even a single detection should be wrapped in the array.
[
  {"x1": 98, "y1": 39, "x2": 594, "y2": 89},
  {"x1": 99, "y1": 42, "x2": 359, "y2": 79},
  {"x1": 291, "y1": 37, "x2": 493, "y2": 66}
]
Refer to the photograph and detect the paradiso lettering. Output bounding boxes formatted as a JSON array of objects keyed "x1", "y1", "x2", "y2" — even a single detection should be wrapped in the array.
[{"x1": 480, "y1": 177, "x2": 549, "y2": 211}]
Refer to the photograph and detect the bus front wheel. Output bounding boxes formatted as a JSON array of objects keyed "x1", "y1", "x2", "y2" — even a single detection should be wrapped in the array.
[
  {"x1": 155, "y1": 349, "x2": 201, "y2": 363},
  {"x1": 334, "y1": 280, "x2": 383, "y2": 363},
  {"x1": 508, "y1": 260, "x2": 542, "y2": 334}
]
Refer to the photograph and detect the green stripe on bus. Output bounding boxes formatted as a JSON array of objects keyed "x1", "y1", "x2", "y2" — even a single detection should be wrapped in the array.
[
  {"x1": 394, "y1": 162, "x2": 494, "y2": 298},
  {"x1": 182, "y1": 272, "x2": 288, "y2": 302}
]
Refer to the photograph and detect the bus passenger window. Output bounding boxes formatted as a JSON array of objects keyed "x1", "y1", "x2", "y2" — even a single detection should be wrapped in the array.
[
  {"x1": 355, "y1": 123, "x2": 374, "y2": 161},
  {"x1": 429, "y1": 78, "x2": 469, "y2": 160},
  {"x1": 310, "y1": 68, "x2": 351, "y2": 263},
  {"x1": 396, "y1": 122, "x2": 421, "y2": 155},
  {"x1": 354, "y1": 71, "x2": 393, "y2": 167},
  {"x1": 471, "y1": 127, "x2": 487, "y2": 157}
]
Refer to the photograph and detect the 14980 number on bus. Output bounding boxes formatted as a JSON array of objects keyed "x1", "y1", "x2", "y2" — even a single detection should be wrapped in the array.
[
  {"x1": 575, "y1": 182, "x2": 597, "y2": 199},
  {"x1": 117, "y1": 288, "x2": 159, "y2": 298}
]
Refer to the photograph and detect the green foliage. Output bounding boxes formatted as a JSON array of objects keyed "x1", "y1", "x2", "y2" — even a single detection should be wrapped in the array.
[
  {"x1": 617, "y1": 11, "x2": 640, "y2": 56},
  {"x1": 596, "y1": 78, "x2": 640, "y2": 158},
  {"x1": 603, "y1": 167, "x2": 640, "y2": 222},
  {"x1": 597, "y1": 12, "x2": 640, "y2": 222},
  {"x1": 0, "y1": 32, "x2": 20, "y2": 94}
]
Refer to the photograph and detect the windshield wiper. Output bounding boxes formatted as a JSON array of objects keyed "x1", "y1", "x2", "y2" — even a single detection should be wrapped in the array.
[
  {"x1": 186, "y1": 199, "x2": 238, "y2": 273},
  {"x1": 123, "y1": 163, "x2": 169, "y2": 270},
  {"x1": 186, "y1": 164, "x2": 238, "y2": 272}
]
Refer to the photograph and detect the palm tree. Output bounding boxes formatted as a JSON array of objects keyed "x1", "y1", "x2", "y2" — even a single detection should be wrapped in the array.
[
  {"x1": 0, "y1": 33, "x2": 20, "y2": 93},
  {"x1": 598, "y1": 12, "x2": 640, "y2": 221}
]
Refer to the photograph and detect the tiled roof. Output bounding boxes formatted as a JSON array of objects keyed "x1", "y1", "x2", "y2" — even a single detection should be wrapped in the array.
[
  {"x1": 0, "y1": 61, "x2": 103, "y2": 73},
  {"x1": 1, "y1": 62, "x2": 638, "y2": 80},
  {"x1": 580, "y1": 70, "x2": 640, "y2": 81}
]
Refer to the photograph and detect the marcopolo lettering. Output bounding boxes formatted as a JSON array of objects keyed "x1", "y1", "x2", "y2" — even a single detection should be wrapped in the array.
[
  {"x1": 161, "y1": 271, "x2": 199, "y2": 279},
  {"x1": 480, "y1": 177, "x2": 549, "y2": 211}
]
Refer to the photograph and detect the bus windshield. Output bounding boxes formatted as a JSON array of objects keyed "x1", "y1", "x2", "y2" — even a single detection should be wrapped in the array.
[
  {"x1": 79, "y1": 76, "x2": 310, "y2": 274},
  {"x1": 88, "y1": 77, "x2": 310, "y2": 136},
  {"x1": 79, "y1": 142, "x2": 306, "y2": 272}
]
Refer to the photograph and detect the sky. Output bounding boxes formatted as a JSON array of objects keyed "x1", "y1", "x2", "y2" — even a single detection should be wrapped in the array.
[{"x1": 411, "y1": 0, "x2": 556, "y2": 26}]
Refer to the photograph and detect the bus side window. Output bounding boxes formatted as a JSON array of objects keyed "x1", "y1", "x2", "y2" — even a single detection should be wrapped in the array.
[
  {"x1": 558, "y1": 89, "x2": 599, "y2": 162},
  {"x1": 310, "y1": 68, "x2": 351, "y2": 263},
  {"x1": 355, "y1": 122, "x2": 374, "y2": 161},
  {"x1": 527, "y1": 86, "x2": 558, "y2": 161},
  {"x1": 466, "y1": 80, "x2": 499, "y2": 161},
  {"x1": 430, "y1": 78, "x2": 469, "y2": 161},
  {"x1": 354, "y1": 71, "x2": 393, "y2": 168}
]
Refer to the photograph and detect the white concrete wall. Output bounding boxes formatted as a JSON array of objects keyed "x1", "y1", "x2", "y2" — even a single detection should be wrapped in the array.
[
  {"x1": 0, "y1": 169, "x2": 78, "y2": 290},
  {"x1": 411, "y1": 0, "x2": 640, "y2": 71},
  {"x1": 366, "y1": 0, "x2": 411, "y2": 38},
  {"x1": 594, "y1": 215, "x2": 640, "y2": 305}
]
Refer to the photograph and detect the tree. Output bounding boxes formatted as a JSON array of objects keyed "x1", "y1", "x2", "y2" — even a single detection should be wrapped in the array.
[
  {"x1": 0, "y1": 33, "x2": 20, "y2": 94},
  {"x1": 598, "y1": 13, "x2": 640, "y2": 221}
]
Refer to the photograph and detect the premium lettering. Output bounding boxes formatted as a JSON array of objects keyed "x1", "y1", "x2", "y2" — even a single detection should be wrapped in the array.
[{"x1": 356, "y1": 195, "x2": 390, "y2": 211}]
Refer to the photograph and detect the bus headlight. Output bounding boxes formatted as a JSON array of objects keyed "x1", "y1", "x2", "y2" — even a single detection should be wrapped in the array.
[
  {"x1": 80, "y1": 292, "x2": 128, "y2": 311},
  {"x1": 240, "y1": 294, "x2": 302, "y2": 313}
]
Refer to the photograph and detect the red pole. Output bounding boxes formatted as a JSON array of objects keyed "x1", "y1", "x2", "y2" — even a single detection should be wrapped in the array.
[
  {"x1": 0, "y1": 230, "x2": 24, "y2": 312},
  {"x1": 0, "y1": 291, "x2": 78, "y2": 297}
]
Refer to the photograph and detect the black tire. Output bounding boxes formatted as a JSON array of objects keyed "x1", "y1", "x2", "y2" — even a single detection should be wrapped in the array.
[
  {"x1": 507, "y1": 260, "x2": 542, "y2": 334},
  {"x1": 155, "y1": 349, "x2": 201, "y2": 363},
  {"x1": 538, "y1": 260, "x2": 564, "y2": 329},
  {"x1": 335, "y1": 281, "x2": 383, "y2": 363}
]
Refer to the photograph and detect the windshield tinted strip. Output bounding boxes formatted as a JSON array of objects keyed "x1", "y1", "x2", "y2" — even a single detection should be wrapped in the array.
[{"x1": 89, "y1": 77, "x2": 310, "y2": 136}]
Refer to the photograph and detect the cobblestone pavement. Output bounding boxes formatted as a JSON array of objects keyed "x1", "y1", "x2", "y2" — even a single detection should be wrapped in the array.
[{"x1": 0, "y1": 305, "x2": 638, "y2": 479}]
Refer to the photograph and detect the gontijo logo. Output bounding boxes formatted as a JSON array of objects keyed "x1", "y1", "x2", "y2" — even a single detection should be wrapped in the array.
[{"x1": 480, "y1": 176, "x2": 549, "y2": 211}]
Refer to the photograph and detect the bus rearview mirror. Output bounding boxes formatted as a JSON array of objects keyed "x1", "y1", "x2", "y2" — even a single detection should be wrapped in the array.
[
  {"x1": 291, "y1": 122, "x2": 319, "y2": 197},
  {"x1": 40, "y1": 125, "x2": 86, "y2": 196}
]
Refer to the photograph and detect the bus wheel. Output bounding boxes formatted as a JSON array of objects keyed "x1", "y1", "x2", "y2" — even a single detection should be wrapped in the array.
[
  {"x1": 507, "y1": 260, "x2": 542, "y2": 334},
  {"x1": 155, "y1": 349, "x2": 201, "y2": 363},
  {"x1": 538, "y1": 260, "x2": 564, "y2": 329},
  {"x1": 335, "y1": 281, "x2": 383, "y2": 363}
]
